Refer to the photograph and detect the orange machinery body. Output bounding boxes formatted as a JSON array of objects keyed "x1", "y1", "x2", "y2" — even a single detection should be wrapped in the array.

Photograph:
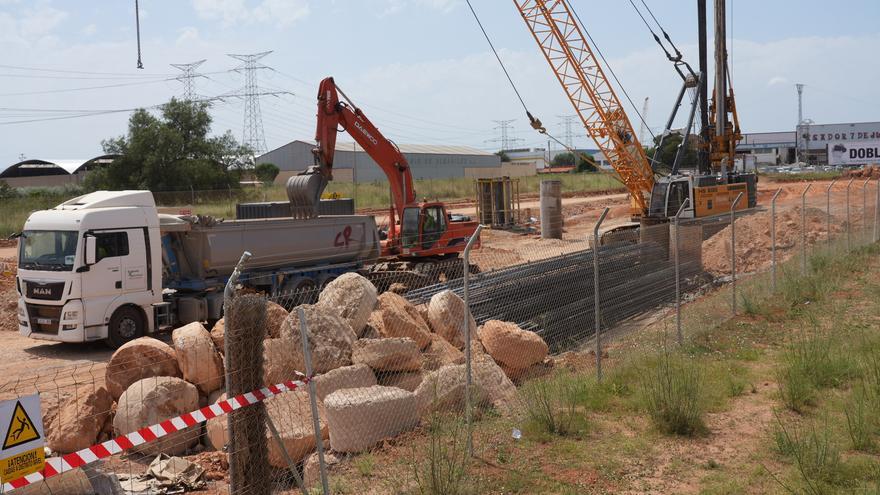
[{"x1": 313, "y1": 77, "x2": 479, "y2": 259}]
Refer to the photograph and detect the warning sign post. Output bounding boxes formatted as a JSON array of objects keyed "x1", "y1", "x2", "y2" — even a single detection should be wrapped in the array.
[{"x1": 0, "y1": 395, "x2": 44, "y2": 483}]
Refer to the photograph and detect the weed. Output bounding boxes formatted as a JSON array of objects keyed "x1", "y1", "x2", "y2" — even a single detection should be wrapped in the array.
[
  {"x1": 353, "y1": 453, "x2": 375, "y2": 477},
  {"x1": 519, "y1": 372, "x2": 589, "y2": 438},
  {"x1": 411, "y1": 409, "x2": 471, "y2": 495},
  {"x1": 772, "y1": 414, "x2": 843, "y2": 494},
  {"x1": 639, "y1": 346, "x2": 706, "y2": 436},
  {"x1": 739, "y1": 292, "x2": 765, "y2": 317},
  {"x1": 777, "y1": 330, "x2": 856, "y2": 413},
  {"x1": 845, "y1": 386, "x2": 877, "y2": 452}
]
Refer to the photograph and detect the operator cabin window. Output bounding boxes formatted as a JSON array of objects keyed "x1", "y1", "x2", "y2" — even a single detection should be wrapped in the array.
[{"x1": 95, "y1": 232, "x2": 129, "y2": 262}]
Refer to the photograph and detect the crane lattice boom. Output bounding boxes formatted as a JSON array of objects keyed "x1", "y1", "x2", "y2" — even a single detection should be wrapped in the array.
[{"x1": 514, "y1": 0, "x2": 655, "y2": 214}]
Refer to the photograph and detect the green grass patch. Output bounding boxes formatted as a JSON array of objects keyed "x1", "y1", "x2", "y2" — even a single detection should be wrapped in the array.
[
  {"x1": 638, "y1": 346, "x2": 707, "y2": 436},
  {"x1": 519, "y1": 372, "x2": 590, "y2": 439}
]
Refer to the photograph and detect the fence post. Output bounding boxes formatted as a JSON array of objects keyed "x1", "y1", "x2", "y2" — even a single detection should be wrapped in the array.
[
  {"x1": 875, "y1": 178, "x2": 880, "y2": 243},
  {"x1": 730, "y1": 192, "x2": 744, "y2": 316},
  {"x1": 592, "y1": 208, "x2": 609, "y2": 381},
  {"x1": 862, "y1": 179, "x2": 870, "y2": 245},
  {"x1": 298, "y1": 307, "x2": 330, "y2": 495},
  {"x1": 801, "y1": 184, "x2": 812, "y2": 274},
  {"x1": 462, "y1": 225, "x2": 483, "y2": 458},
  {"x1": 673, "y1": 198, "x2": 690, "y2": 345},
  {"x1": 771, "y1": 189, "x2": 782, "y2": 292},
  {"x1": 190, "y1": 184, "x2": 195, "y2": 205},
  {"x1": 846, "y1": 178, "x2": 855, "y2": 252},
  {"x1": 826, "y1": 179, "x2": 837, "y2": 246}
]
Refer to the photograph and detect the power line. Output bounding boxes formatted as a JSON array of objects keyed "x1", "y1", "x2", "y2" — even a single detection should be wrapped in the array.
[
  {"x1": 0, "y1": 63, "x2": 172, "y2": 77},
  {"x1": 0, "y1": 78, "x2": 175, "y2": 97}
]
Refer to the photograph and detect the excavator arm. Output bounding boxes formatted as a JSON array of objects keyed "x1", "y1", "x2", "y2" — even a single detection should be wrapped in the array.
[{"x1": 312, "y1": 76, "x2": 416, "y2": 214}]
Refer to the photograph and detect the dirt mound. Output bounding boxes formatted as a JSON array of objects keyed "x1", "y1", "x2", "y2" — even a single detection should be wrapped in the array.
[
  {"x1": 702, "y1": 206, "x2": 840, "y2": 276},
  {"x1": 845, "y1": 165, "x2": 880, "y2": 179},
  {"x1": 1, "y1": 257, "x2": 17, "y2": 332}
]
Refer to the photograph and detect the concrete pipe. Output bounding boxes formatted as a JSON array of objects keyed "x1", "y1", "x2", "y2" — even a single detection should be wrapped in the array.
[{"x1": 540, "y1": 180, "x2": 563, "y2": 239}]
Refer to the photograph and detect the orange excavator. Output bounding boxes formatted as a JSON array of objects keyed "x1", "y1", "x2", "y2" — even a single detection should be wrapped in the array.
[{"x1": 287, "y1": 77, "x2": 479, "y2": 278}]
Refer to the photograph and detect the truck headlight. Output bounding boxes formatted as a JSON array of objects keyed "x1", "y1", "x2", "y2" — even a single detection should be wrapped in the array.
[
  {"x1": 63, "y1": 310, "x2": 79, "y2": 320},
  {"x1": 18, "y1": 306, "x2": 25, "y2": 318}
]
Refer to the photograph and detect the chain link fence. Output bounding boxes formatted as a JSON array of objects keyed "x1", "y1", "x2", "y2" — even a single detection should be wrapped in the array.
[{"x1": 1, "y1": 180, "x2": 878, "y2": 494}]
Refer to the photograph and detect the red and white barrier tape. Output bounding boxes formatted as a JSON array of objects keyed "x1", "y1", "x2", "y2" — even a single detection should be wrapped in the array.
[{"x1": 4, "y1": 378, "x2": 307, "y2": 492}]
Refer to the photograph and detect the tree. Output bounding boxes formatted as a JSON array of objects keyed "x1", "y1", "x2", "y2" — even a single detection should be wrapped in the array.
[
  {"x1": 254, "y1": 162, "x2": 280, "y2": 183},
  {"x1": 576, "y1": 153, "x2": 597, "y2": 172},
  {"x1": 86, "y1": 99, "x2": 252, "y2": 191},
  {"x1": 645, "y1": 132, "x2": 698, "y2": 175},
  {"x1": 551, "y1": 151, "x2": 575, "y2": 167},
  {"x1": 495, "y1": 150, "x2": 510, "y2": 163}
]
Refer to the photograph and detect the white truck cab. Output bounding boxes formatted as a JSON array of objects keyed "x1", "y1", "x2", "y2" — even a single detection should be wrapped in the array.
[{"x1": 16, "y1": 191, "x2": 163, "y2": 347}]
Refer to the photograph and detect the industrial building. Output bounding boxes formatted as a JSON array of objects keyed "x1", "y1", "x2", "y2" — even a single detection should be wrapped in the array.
[
  {"x1": 738, "y1": 121, "x2": 880, "y2": 167},
  {"x1": 0, "y1": 155, "x2": 118, "y2": 188},
  {"x1": 257, "y1": 140, "x2": 534, "y2": 184}
]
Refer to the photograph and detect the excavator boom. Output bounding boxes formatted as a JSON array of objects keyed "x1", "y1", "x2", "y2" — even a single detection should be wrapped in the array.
[{"x1": 313, "y1": 77, "x2": 416, "y2": 212}]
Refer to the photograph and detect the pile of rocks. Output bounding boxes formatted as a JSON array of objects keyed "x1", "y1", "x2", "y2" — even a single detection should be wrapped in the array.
[{"x1": 43, "y1": 272, "x2": 550, "y2": 473}]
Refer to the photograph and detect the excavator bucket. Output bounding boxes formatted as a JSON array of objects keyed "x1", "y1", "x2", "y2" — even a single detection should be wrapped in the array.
[{"x1": 286, "y1": 168, "x2": 328, "y2": 219}]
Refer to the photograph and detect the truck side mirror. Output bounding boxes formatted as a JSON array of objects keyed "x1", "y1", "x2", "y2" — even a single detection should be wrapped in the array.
[{"x1": 84, "y1": 235, "x2": 97, "y2": 265}]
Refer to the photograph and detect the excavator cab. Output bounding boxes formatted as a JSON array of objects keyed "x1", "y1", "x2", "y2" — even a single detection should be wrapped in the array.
[{"x1": 399, "y1": 204, "x2": 449, "y2": 252}]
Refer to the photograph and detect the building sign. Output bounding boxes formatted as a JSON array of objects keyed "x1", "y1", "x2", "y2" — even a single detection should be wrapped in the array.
[
  {"x1": 0, "y1": 395, "x2": 44, "y2": 483},
  {"x1": 828, "y1": 141, "x2": 880, "y2": 166},
  {"x1": 797, "y1": 122, "x2": 880, "y2": 150}
]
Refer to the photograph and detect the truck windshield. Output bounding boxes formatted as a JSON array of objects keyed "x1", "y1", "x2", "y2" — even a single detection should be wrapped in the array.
[{"x1": 18, "y1": 231, "x2": 78, "y2": 271}]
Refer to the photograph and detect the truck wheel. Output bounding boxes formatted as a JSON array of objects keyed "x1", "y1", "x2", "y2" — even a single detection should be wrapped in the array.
[{"x1": 106, "y1": 306, "x2": 144, "y2": 349}]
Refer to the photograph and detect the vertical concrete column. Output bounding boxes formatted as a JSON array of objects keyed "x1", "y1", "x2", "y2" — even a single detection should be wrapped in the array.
[{"x1": 540, "y1": 180, "x2": 562, "y2": 239}]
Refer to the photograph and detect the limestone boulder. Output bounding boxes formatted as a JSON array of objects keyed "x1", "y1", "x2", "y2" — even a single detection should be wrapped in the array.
[
  {"x1": 377, "y1": 371, "x2": 423, "y2": 392},
  {"x1": 210, "y1": 319, "x2": 225, "y2": 350},
  {"x1": 263, "y1": 338, "x2": 300, "y2": 387},
  {"x1": 266, "y1": 390, "x2": 328, "y2": 467},
  {"x1": 324, "y1": 386, "x2": 419, "y2": 453},
  {"x1": 106, "y1": 337, "x2": 181, "y2": 400},
  {"x1": 427, "y1": 290, "x2": 476, "y2": 348},
  {"x1": 279, "y1": 304, "x2": 357, "y2": 374},
  {"x1": 265, "y1": 301, "x2": 289, "y2": 339},
  {"x1": 47, "y1": 386, "x2": 113, "y2": 453},
  {"x1": 352, "y1": 338, "x2": 422, "y2": 372},
  {"x1": 472, "y1": 351, "x2": 518, "y2": 414},
  {"x1": 422, "y1": 334, "x2": 465, "y2": 371},
  {"x1": 414, "y1": 365, "x2": 468, "y2": 415},
  {"x1": 502, "y1": 357, "x2": 555, "y2": 383},
  {"x1": 375, "y1": 293, "x2": 432, "y2": 349},
  {"x1": 304, "y1": 452, "x2": 341, "y2": 488},
  {"x1": 172, "y1": 322, "x2": 225, "y2": 395},
  {"x1": 317, "y1": 273, "x2": 378, "y2": 337},
  {"x1": 205, "y1": 393, "x2": 228, "y2": 451},
  {"x1": 114, "y1": 376, "x2": 200, "y2": 455},
  {"x1": 478, "y1": 320, "x2": 548, "y2": 371},
  {"x1": 361, "y1": 311, "x2": 383, "y2": 339},
  {"x1": 312, "y1": 364, "x2": 377, "y2": 402}
]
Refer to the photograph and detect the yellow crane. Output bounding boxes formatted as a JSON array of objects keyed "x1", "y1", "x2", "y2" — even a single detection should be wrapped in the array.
[{"x1": 512, "y1": 0, "x2": 756, "y2": 224}]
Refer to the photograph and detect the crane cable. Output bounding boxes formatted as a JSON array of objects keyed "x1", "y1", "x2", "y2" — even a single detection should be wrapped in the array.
[
  {"x1": 568, "y1": 3, "x2": 656, "y2": 145},
  {"x1": 463, "y1": 0, "x2": 624, "y2": 183}
]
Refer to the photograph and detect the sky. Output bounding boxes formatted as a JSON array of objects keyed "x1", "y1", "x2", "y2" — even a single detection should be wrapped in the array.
[{"x1": 1, "y1": 0, "x2": 879, "y2": 171}]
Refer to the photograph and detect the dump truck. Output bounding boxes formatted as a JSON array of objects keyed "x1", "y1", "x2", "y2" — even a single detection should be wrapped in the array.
[{"x1": 14, "y1": 190, "x2": 381, "y2": 347}]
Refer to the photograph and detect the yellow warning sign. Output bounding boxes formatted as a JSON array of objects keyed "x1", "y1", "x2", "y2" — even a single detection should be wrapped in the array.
[
  {"x1": 0, "y1": 395, "x2": 44, "y2": 483},
  {"x1": 0, "y1": 447, "x2": 44, "y2": 483},
  {"x1": 2, "y1": 402, "x2": 40, "y2": 450}
]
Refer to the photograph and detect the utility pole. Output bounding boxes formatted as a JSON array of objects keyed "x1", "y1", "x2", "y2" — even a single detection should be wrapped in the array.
[
  {"x1": 488, "y1": 119, "x2": 522, "y2": 152},
  {"x1": 796, "y1": 83, "x2": 805, "y2": 164},
  {"x1": 170, "y1": 59, "x2": 207, "y2": 101},
  {"x1": 228, "y1": 51, "x2": 273, "y2": 155},
  {"x1": 557, "y1": 115, "x2": 577, "y2": 149},
  {"x1": 697, "y1": 0, "x2": 710, "y2": 174},
  {"x1": 637, "y1": 99, "x2": 650, "y2": 146},
  {"x1": 714, "y1": 0, "x2": 727, "y2": 153}
]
